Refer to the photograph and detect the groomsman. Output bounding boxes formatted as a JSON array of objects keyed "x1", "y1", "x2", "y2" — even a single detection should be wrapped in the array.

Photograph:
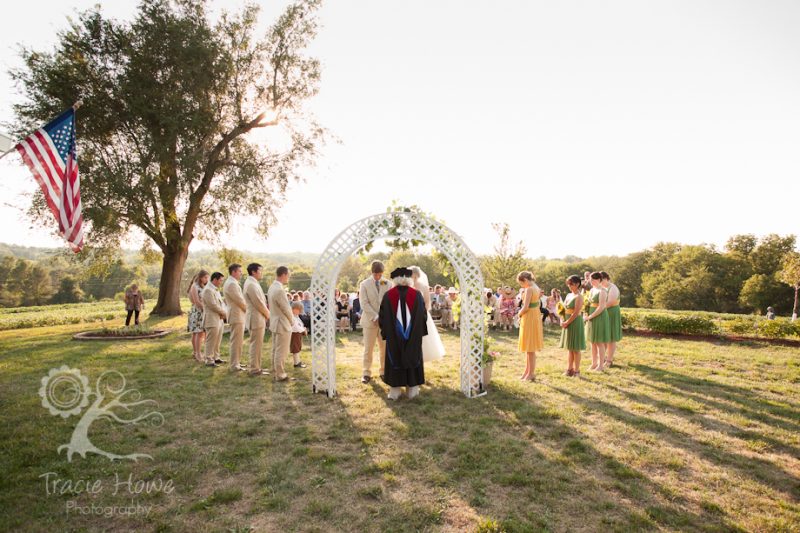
[
  {"x1": 244, "y1": 263, "x2": 270, "y2": 376},
  {"x1": 223, "y1": 263, "x2": 247, "y2": 371},
  {"x1": 201, "y1": 272, "x2": 227, "y2": 367},
  {"x1": 358, "y1": 261, "x2": 392, "y2": 383},
  {"x1": 267, "y1": 266, "x2": 294, "y2": 382}
]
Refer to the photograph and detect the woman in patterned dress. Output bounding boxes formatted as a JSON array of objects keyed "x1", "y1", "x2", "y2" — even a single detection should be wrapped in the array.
[
  {"x1": 585, "y1": 271, "x2": 611, "y2": 371},
  {"x1": 187, "y1": 270, "x2": 210, "y2": 362},
  {"x1": 559, "y1": 275, "x2": 586, "y2": 377},
  {"x1": 517, "y1": 271, "x2": 544, "y2": 381}
]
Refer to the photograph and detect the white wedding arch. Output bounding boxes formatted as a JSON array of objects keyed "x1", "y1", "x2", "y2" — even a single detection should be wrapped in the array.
[{"x1": 310, "y1": 211, "x2": 486, "y2": 399}]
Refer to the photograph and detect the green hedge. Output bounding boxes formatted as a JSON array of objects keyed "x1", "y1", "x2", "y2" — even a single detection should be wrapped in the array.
[
  {"x1": 621, "y1": 309, "x2": 799, "y2": 340},
  {"x1": 622, "y1": 312, "x2": 718, "y2": 336}
]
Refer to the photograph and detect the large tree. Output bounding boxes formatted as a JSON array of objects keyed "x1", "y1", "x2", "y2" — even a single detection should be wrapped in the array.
[
  {"x1": 11, "y1": 0, "x2": 324, "y2": 314},
  {"x1": 779, "y1": 252, "x2": 800, "y2": 320}
]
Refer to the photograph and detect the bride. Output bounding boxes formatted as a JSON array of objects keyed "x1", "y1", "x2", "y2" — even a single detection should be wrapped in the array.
[{"x1": 409, "y1": 266, "x2": 446, "y2": 362}]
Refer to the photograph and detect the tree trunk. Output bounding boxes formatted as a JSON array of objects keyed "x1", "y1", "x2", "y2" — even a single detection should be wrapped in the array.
[
  {"x1": 793, "y1": 286, "x2": 798, "y2": 322},
  {"x1": 151, "y1": 245, "x2": 189, "y2": 315}
]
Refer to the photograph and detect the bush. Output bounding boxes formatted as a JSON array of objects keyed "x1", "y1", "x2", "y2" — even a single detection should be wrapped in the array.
[
  {"x1": 635, "y1": 313, "x2": 719, "y2": 336},
  {"x1": 726, "y1": 317, "x2": 759, "y2": 335},
  {"x1": 756, "y1": 319, "x2": 799, "y2": 339},
  {"x1": 621, "y1": 311, "x2": 637, "y2": 330}
]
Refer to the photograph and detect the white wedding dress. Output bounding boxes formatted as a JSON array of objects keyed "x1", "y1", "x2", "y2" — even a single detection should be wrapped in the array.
[{"x1": 413, "y1": 269, "x2": 445, "y2": 363}]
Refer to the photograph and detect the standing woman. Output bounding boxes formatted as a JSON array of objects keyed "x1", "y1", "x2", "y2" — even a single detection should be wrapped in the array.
[
  {"x1": 517, "y1": 271, "x2": 544, "y2": 381},
  {"x1": 559, "y1": 275, "x2": 586, "y2": 376},
  {"x1": 586, "y1": 271, "x2": 611, "y2": 371},
  {"x1": 187, "y1": 270, "x2": 210, "y2": 363},
  {"x1": 124, "y1": 284, "x2": 144, "y2": 326},
  {"x1": 601, "y1": 272, "x2": 622, "y2": 367}
]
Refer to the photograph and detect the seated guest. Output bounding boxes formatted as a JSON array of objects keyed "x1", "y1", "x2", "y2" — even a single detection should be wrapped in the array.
[
  {"x1": 290, "y1": 301, "x2": 308, "y2": 368},
  {"x1": 300, "y1": 291, "x2": 312, "y2": 329},
  {"x1": 484, "y1": 290, "x2": 497, "y2": 326},
  {"x1": 350, "y1": 296, "x2": 362, "y2": 331},
  {"x1": 766, "y1": 306, "x2": 776, "y2": 320},
  {"x1": 540, "y1": 293, "x2": 550, "y2": 324},
  {"x1": 336, "y1": 292, "x2": 350, "y2": 332}
]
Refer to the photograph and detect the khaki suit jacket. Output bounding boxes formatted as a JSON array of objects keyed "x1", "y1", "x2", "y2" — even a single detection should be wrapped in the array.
[
  {"x1": 267, "y1": 281, "x2": 293, "y2": 333},
  {"x1": 358, "y1": 277, "x2": 392, "y2": 328},
  {"x1": 244, "y1": 277, "x2": 269, "y2": 331},
  {"x1": 201, "y1": 285, "x2": 226, "y2": 328},
  {"x1": 223, "y1": 277, "x2": 247, "y2": 325}
]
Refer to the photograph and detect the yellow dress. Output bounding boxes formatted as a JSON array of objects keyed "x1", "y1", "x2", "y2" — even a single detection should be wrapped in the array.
[{"x1": 518, "y1": 286, "x2": 544, "y2": 352}]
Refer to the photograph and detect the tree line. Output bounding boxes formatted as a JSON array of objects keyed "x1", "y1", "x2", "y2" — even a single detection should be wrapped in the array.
[{"x1": 2, "y1": 231, "x2": 797, "y2": 318}]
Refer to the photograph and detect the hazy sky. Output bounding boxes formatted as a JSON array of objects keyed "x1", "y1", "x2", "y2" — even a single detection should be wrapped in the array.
[{"x1": 1, "y1": 1, "x2": 798, "y2": 258}]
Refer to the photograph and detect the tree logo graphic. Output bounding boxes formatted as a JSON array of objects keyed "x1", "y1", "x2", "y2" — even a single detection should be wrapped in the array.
[{"x1": 39, "y1": 366, "x2": 164, "y2": 462}]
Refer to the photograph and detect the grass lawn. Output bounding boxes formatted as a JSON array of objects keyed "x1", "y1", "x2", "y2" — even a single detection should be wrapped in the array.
[{"x1": 0, "y1": 314, "x2": 798, "y2": 532}]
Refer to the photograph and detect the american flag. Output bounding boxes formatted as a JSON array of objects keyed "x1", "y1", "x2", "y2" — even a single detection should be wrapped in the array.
[{"x1": 14, "y1": 107, "x2": 84, "y2": 252}]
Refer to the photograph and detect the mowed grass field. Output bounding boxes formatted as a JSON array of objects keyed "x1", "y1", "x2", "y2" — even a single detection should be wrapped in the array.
[{"x1": 0, "y1": 312, "x2": 798, "y2": 532}]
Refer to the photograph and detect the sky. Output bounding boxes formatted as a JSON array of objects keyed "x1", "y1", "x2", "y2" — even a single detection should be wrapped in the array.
[{"x1": 1, "y1": 0, "x2": 798, "y2": 258}]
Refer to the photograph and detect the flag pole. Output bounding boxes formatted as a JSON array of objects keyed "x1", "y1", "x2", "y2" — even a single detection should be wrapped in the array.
[{"x1": 0, "y1": 100, "x2": 83, "y2": 161}]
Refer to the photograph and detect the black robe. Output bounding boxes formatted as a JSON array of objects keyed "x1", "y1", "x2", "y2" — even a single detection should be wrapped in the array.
[{"x1": 379, "y1": 285, "x2": 427, "y2": 388}]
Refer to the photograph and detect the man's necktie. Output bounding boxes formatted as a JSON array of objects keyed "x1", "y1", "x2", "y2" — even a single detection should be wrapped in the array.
[{"x1": 375, "y1": 280, "x2": 380, "y2": 292}]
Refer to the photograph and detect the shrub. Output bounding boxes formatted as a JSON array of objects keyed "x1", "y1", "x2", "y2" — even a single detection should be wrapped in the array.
[
  {"x1": 621, "y1": 311, "x2": 638, "y2": 330},
  {"x1": 756, "y1": 319, "x2": 799, "y2": 339},
  {"x1": 726, "y1": 317, "x2": 759, "y2": 335},
  {"x1": 636, "y1": 313, "x2": 718, "y2": 336}
]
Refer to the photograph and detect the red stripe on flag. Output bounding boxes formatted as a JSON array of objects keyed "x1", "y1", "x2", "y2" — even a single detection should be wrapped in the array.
[{"x1": 15, "y1": 143, "x2": 61, "y2": 222}]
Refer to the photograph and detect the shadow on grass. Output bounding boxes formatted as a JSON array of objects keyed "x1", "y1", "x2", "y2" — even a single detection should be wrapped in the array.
[
  {"x1": 630, "y1": 364, "x2": 800, "y2": 429},
  {"x1": 365, "y1": 377, "x2": 746, "y2": 532},
  {"x1": 549, "y1": 383, "x2": 800, "y2": 501},
  {"x1": 603, "y1": 380, "x2": 800, "y2": 459}
]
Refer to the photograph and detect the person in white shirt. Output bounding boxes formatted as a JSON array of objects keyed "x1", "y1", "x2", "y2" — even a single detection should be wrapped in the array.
[{"x1": 289, "y1": 301, "x2": 308, "y2": 369}]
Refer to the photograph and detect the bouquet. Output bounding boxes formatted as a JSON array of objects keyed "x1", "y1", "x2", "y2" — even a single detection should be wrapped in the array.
[
  {"x1": 582, "y1": 291, "x2": 592, "y2": 315},
  {"x1": 556, "y1": 301, "x2": 567, "y2": 320}
]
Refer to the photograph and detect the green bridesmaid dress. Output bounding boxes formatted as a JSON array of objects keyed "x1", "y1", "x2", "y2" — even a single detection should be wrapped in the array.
[
  {"x1": 559, "y1": 293, "x2": 586, "y2": 351},
  {"x1": 606, "y1": 284, "x2": 623, "y2": 342},
  {"x1": 583, "y1": 289, "x2": 592, "y2": 341},
  {"x1": 588, "y1": 288, "x2": 611, "y2": 343}
]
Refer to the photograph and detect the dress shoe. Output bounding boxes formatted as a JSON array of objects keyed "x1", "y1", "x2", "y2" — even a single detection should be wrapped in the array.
[
  {"x1": 214, "y1": 358, "x2": 226, "y2": 364},
  {"x1": 387, "y1": 387, "x2": 403, "y2": 401}
]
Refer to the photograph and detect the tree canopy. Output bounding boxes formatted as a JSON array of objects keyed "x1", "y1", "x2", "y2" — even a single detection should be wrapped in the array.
[{"x1": 11, "y1": 0, "x2": 325, "y2": 314}]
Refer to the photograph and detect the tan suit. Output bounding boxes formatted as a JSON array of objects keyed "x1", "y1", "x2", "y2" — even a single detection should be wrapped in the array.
[
  {"x1": 358, "y1": 276, "x2": 392, "y2": 377},
  {"x1": 267, "y1": 281, "x2": 293, "y2": 380},
  {"x1": 223, "y1": 276, "x2": 247, "y2": 369},
  {"x1": 244, "y1": 277, "x2": 269, "y2": 373},
  {"x1": 201, "y1": 284, "x2": 227, "y2": 364}
]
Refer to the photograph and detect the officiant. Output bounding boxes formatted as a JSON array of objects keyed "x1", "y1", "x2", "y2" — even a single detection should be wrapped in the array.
[{"x1": 379, "y1": 267, "x2": 428, "y2": 400}]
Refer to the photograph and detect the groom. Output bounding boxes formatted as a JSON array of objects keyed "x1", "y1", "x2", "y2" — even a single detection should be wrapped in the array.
[{"x1": 358, "y1": 261, "x2": 392, "y2": 383}]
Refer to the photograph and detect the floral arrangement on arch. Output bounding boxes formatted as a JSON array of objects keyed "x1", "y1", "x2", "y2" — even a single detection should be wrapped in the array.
[{"x1": 480, "y1": 334, "x2": 500, "y2": 365}]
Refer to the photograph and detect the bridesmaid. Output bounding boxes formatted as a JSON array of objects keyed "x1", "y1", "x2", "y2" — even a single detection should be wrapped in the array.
[
  {"x1": 516, "y1": 271, "x2": 544, "y2": 381},
  {"x1": 586, "y1": 271, "x2": 611, "y2": 371},
  {"x1": 559, "y1": 275, "x2": 586, "y2": 377},
  {"x1": 187, "y1": 270, "x2": 210, "y2": 363},
  {"x1": 600, "y1": 272, "x2": 622, "y2": 367}
]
